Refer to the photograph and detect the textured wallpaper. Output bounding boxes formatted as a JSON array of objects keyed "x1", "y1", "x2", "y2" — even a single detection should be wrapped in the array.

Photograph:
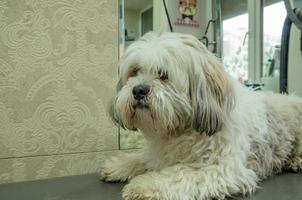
[{"x1": 0, "y1": 0, "x2": 118, "y2": 184}]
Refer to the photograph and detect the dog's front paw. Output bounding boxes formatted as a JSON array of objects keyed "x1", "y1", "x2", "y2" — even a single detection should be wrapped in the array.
[
  {"x1": 99, "y1": 156, "x2": 129, "y2": 182},
  {"x1": 122, "y1": 175, "x2": 164, "y2": 200}
]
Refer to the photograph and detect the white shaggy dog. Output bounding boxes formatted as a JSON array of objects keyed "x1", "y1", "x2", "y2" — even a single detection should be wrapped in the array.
[{"x1": 100, "y1": 32, "x2": 302, "y2": 200}]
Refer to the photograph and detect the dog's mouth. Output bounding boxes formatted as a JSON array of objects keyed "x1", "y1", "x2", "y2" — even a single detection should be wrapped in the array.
[{"x1": 132, "y1": 100, "x2": 150, "y2": 110}]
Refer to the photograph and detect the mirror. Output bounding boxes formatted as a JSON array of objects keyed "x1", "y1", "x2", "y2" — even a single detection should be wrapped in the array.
[
  {"x1": 285, "y1": 0, "x2": 302, "y2": 30},
  {"x1": 117, "y1": 0, "x2": 302, "y2": 150}
]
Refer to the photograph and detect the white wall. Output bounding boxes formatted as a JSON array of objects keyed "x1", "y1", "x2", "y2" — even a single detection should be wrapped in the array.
[{"x1": 288, "y1": 25, "x2": 302, "y2": 96}]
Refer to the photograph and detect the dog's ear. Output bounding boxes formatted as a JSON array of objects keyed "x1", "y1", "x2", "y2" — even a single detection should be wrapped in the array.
[
  {"x1": 180, "y1": 34, "x2": 235, "y2": 136},
  {"x1": 192, "y1": 60, "x2": 234, "y2": 136},
  {"x1": 108, "y1": 79, "x2": 124, "y2": 127}
]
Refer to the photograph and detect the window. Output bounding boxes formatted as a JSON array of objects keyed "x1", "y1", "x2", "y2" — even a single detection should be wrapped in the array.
[
  {"x1": 262, "y1": 1, "x2": 286, "y2": 77},
  {"x1": 261, "y1": 1, "x2": 286, "y2": 92},
  {"x1": 222, "y1": 0, "x2": 249, "y2": 83}
]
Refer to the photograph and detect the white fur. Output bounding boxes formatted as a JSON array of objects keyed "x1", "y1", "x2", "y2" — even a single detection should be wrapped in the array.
[{"x1": 101, "y1": 32, "x2": 302, "y2": 200}]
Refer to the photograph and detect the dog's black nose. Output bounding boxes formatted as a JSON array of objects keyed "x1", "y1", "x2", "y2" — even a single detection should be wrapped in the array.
[{"x1": 132, "y1": 84, "x2": 150, "y2": 100}]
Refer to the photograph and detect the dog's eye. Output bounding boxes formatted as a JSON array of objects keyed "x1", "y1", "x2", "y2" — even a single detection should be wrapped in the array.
[
  {"x1": 158, "y1": 70, "x2": 168, "y2": 81},
  {"x1": 129, "y1": 67, "x2": 139, "y2": 77}
]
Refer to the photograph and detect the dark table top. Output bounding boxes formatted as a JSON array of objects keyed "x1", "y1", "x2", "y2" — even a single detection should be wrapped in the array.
[{"x1": 0, "y1": 173, "x2": 301, "y2": 200}]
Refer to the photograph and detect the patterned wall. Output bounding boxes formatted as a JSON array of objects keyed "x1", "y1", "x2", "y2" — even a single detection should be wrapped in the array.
[{"x1": 0, "y1": 0, "x2": 118, "y2": 184}]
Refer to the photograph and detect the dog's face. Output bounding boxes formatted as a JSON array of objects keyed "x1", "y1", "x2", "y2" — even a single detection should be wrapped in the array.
[{"x1": 110, "y1": 32, "x2": 234, "y2": 137}]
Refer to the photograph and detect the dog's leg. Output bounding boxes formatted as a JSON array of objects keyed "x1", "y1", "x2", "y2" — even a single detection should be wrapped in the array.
[
  {"x1": 285, "y1": 124, "x2": 302, "y2": 172},
  {"x1": 286, "y1": 157, "x2": 302, "y2": 172},
  {"x1": 99, "y1": 151, "x2": 147, "y2": 182},
  {"x1": 122, "y1": 162, "x2": 258, "y2": 200}
]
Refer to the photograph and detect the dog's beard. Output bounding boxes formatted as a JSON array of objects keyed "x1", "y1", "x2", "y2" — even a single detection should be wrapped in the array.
[{"x1": 115, "y1": 81, "x2": 192, "y2": 136}]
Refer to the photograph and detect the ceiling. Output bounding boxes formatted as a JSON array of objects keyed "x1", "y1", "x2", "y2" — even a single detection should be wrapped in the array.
[{"x1": 124, "y1": 0, "x2": 153, "y2": 10}]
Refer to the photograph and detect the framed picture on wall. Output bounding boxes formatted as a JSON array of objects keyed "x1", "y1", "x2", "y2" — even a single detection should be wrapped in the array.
[{"x1": 175, "y1": 0, "x2": 199, "y2": 27}]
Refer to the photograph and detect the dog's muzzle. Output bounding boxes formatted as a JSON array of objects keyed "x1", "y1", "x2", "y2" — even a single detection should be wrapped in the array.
[{"x1": 132, "y1": 84, "x2": 150, "y2": 109}]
